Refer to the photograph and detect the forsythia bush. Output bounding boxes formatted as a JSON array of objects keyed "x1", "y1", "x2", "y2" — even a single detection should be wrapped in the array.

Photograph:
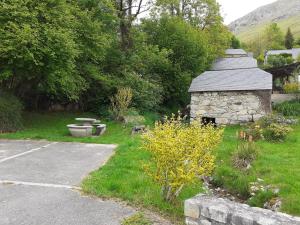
[
  {"x1": 263, "y1": 123, "x2": 293, "y2": 142},
  {"x1": 141, "y1": 115, "x2": 223, "y2": 202},
  {"x1": 283, "y1": 83, "x2": 300, "y2": 94}
]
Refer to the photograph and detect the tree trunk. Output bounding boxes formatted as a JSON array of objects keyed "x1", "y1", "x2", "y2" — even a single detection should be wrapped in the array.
[{"x1": 120, "y1": 19, "x2": 133, "y2": 51}]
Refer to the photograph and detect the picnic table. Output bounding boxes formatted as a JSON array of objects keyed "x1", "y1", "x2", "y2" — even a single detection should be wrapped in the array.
[{"x1": 75, "y1": 118, "x2": 97, "y2": 126}]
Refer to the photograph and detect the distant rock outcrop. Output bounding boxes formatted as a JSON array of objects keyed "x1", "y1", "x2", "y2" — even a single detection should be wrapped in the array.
[{"x1": 229, "y1": 0, "x2": 300, "y2": 40}]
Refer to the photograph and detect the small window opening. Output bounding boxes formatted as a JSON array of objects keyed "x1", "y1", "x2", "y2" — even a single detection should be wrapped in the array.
[{"x1": 202, "y1": 117, "x2": 216, "y2": 126}]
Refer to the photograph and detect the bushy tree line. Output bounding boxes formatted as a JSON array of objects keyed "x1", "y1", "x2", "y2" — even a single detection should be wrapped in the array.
[
  {"x1": 0, "y1": 0, "x2": 231, "y2": 112},
  {"x1": 244, "y1": 23, "x2": 298, "y2": 63}
]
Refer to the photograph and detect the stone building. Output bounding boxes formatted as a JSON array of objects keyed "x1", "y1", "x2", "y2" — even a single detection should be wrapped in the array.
[{"x1": 189, "y1": 49, "x2": 273, "y2": 125}]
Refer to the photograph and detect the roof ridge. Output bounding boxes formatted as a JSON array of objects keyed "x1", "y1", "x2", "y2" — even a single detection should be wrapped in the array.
[{"x1": 209, "y1": 67, "x2": 258, "y2": 71}]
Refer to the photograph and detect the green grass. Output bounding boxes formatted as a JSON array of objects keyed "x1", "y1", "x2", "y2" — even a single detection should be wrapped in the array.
[
  {"x1": 122, "y1": 213, "x2": 151, "y2": 225},
  {"x1": 214, "y1": 119, "x2": 300, "y2": 215},
  {"x1": 1, "y1": 112, "x2": 300, "y2": 219}
]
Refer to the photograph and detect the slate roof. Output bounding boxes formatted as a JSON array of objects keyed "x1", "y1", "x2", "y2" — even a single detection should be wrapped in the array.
[
  {"x1": 188, "y1": 68, "x2": 272, "y2": 92},
  {"x1": 225, "y1": 49, "x2": 248, "y2": 56},
  {"x1": 212, "y1": 57, "x2": 258, "y2": 71}
]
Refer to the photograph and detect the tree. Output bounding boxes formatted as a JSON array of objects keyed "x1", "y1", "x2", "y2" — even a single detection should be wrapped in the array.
[
  {"x1": 267, "y1": 54, "x2": 294, "y2": 67},
  {"x1": 153, "y1": 0, "x2": 231, "y2": 58},
  {"x1": 285, "y1": 27, "x2": 294, "y2": 49},
  {"x1": 264, "y1": 23, "x2": 284, "y2": 50},
  {"x1": 231, "y1": 35, "x2": 241, "y2": 49},
  {"x1": 0, "y1": 0, "x2": 114, "y2": 108},
  {"x1": 154, "y1": 0, "x2": 222, "y2": 29},
  {"x1": 142, "y1": 17, "x2": 214, "y2": 106},
  {"x1": 115, "y1": 0, "x2": 153, "y2": 50}
]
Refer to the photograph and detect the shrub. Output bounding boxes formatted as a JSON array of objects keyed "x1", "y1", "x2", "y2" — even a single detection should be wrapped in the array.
[
  {"x1": 274, "y1": 100, "x2": 300, "y2": 116},
  {"x1": 262, "y1": 123, "x2": 293, "y2": 142},
  {"x1": 122, "y1": 213, "x2": 151, "y2": 225},
  {"x1": 240, "y1": 125, "x2": 263, "y2": 142},
  {"x1": 248, "y1": 190, "x2": 277, "y2": 208},
  {"x1": 232, "y1": 142, "x2": 259, "y2": 170},
  {"x1": 141, "y1": 115, "x2": 223, "y2": 202},
  {"x1": 122, "y1": 109, "x2": 146, "y2": 125},
  {"x1": 110, "y1": 87, "x2": 133, "y2": 120},
  {"x1": 283, "y1": 83, "x2": 300, "y2": 94},
  {"x1": 0, "y1": 92, "x2": 23, "y2": 132},
  {"x1": 256, "y1": 114, "x2": 294, "y2": 128},
  {"x1": 267, "y1": 54, "x2": 294, "y2": 67}
]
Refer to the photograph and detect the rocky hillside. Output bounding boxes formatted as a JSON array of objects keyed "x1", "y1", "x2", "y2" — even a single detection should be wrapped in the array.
[{"x1": 229, "y1": 0, "x2": 300, "y2": 42}]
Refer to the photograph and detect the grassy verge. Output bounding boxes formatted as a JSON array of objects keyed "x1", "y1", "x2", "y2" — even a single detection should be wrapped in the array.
[
  {"x1": 1, "y1": 112, "x2": 300, "y2": 218},
  {"x1": 214, "y1": 119, "x2": 300, "y2": 215}
]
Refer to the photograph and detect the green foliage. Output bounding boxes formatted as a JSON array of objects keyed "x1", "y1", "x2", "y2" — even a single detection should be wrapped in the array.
[
  {"x1": 142, "y1": 115, "x2": 223, "y2": 202},
  {"x1": 110, "y1": 87, "x2": 133, "y2": 120},
  {"x1": 267, "y1": 54, "x2": 294, "y2": 67},
  {"x1": 0, "y1": 92, "x2": 23, "y2": 132},
  {"x1": 248, "y1": 190, "x2": 277, "y2": 208},
  {"x1": 121, "y1": 71, "x2": 164, "y2": 112},
  {"x1": 122, "y1": 213, "x2": 151, "y2": 225},
  {"x1": 274, "y1": 100, "x2": 300, "y2": 116},
  {"x1": 0, "y1": 0, "x2": 228, "y2": 112},
  {"x1": 232, "y1": 142, "x2": 258, "y2": 170},
  {"x1": 142, "y1": 16, "x2": 224, "y2": 106},
  {"x1": 154, "y1": 0, "x2": 223, "y2": 30},
  {"x1": 213, "y1": 166, "x2": 252, "y2": 199},
  {"x1": 231, "y1": 35, "x2": 241, "y2": 49},
  {"x1": 285, "y1": 27, "x2": 295, "y2": 49},
  {"x1": 264, "y1": 23, "x2": 284, "y2": 50},
  {"x1": 262, "y1": 123, "x2": 293, "y2": 142},
  {"x1": 0, "y1": 0, "x2": 114, "y2": 106},
  {"x1": 283, "y1": 83, "x2": 300, "y2": 94}
]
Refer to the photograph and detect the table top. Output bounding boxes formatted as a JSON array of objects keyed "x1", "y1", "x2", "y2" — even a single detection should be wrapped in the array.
[{"x1": 75, "y1": 118, "x2": 97, "y2": 122}]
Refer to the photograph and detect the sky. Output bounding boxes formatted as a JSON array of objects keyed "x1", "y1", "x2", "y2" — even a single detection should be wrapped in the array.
[{"x1": 217, "y1": 0, "x2": 277, "y2": 24}]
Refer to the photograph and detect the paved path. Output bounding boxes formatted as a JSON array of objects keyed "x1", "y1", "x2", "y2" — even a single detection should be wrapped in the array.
[{"x1": 0, "y1": 140, "x2": 135, "y2": 225}]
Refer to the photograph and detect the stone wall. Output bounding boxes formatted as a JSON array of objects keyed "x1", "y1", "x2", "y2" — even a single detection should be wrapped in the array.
[
  {"x1": 185, "y1": 194, "x2": 300, "y2": 225},
  {"x1": 190, "y1": 91, "x2": 271, "y2": 125},
  {"x1": 272, "y1": 94, "x2": 299, "y2": 104}
]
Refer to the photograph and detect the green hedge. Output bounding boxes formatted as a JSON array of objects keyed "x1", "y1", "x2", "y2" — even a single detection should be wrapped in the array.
[
  {"x1": 274, "y1": 99, "x2": 300, "y2": 116},
  {"x1": 0, "y1": 92, "x2": 23, "y2": 132}
]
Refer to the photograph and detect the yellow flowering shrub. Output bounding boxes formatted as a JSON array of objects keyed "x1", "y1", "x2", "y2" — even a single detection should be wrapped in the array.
[
  {"x1": 283, "y1": 83, "x2": 300, "y2": 94},
  {"x1": 141, "y1": 115, "x2": 223, "y2": 202}
]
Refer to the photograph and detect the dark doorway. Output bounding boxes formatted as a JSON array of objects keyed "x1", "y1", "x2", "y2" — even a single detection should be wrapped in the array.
[{"x1": 202, "y1": 117, "x2": 216, "y2": 126}]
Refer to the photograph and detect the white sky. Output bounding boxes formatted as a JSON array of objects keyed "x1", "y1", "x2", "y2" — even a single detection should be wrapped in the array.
[{"x1": 217, "y1": 0, "x2": 277, "y2": 24}]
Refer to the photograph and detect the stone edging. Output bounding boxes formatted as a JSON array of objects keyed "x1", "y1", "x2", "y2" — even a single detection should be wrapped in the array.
[{"x1": 185, "y1": 194, "x2": 300, "y2": 225}]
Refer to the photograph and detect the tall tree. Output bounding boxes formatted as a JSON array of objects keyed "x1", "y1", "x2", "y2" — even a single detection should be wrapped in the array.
[
  {"x1": 153, "y1": 0, "x2": 230, "y2": 57},
  {"x1": 264, "y1": 23, "x2": 284, "y2": 50},
  {"x1": 115, "y1": 0, "x2": 152, "y2": 50},
  {"x1": 142, "y1": 17, "x2": 214, "y2": 106},
  {"x1": 285, "y1": 27, "x2": 294, "y2": 49},
  {"x1": 154, "y1": 0, "x2": 222, "y2": 30},
  {"x1": 0, "y1": 0, "x2": 114, "y2": 108}
]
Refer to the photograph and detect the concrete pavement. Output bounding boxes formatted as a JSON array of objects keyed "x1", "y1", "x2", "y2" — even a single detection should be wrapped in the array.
[{"x1": 0, "y1": 140, "x2": 135, "y2": 225}]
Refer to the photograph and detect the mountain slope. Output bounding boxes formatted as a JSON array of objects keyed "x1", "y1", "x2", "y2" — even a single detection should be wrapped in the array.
[{"x1": 229, "y1": 0, "x2": 300, "y2": 42}]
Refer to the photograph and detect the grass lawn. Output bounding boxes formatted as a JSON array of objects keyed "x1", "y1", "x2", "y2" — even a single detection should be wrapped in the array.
[
  {"x1": 1, "y1": 112, "x2": 300, "y2": 222},
  {"x1": 214, "y1": 119, "x2": 300, "y2": 215}
]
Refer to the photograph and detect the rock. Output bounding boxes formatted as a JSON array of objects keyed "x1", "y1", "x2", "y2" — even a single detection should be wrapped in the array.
[
  {"x1": 184, "y1": 195, "x2": 300, "y2": 225},
  {"x1": 131, "y1": 125, "x2": 146, "y2": 135}
]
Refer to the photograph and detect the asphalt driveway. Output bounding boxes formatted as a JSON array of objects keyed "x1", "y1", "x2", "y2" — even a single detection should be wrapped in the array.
[{"x1": 0, "y1": 140, "x2": 135, "y2": 225}]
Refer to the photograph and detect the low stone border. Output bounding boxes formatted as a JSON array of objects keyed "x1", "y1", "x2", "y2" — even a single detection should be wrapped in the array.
[
  {"x1": 185, "y1": 194, "x2": 300, "y2": 225},
  {"x1": 272, "y1": 94, "x2": 298, "y2": 104}
]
